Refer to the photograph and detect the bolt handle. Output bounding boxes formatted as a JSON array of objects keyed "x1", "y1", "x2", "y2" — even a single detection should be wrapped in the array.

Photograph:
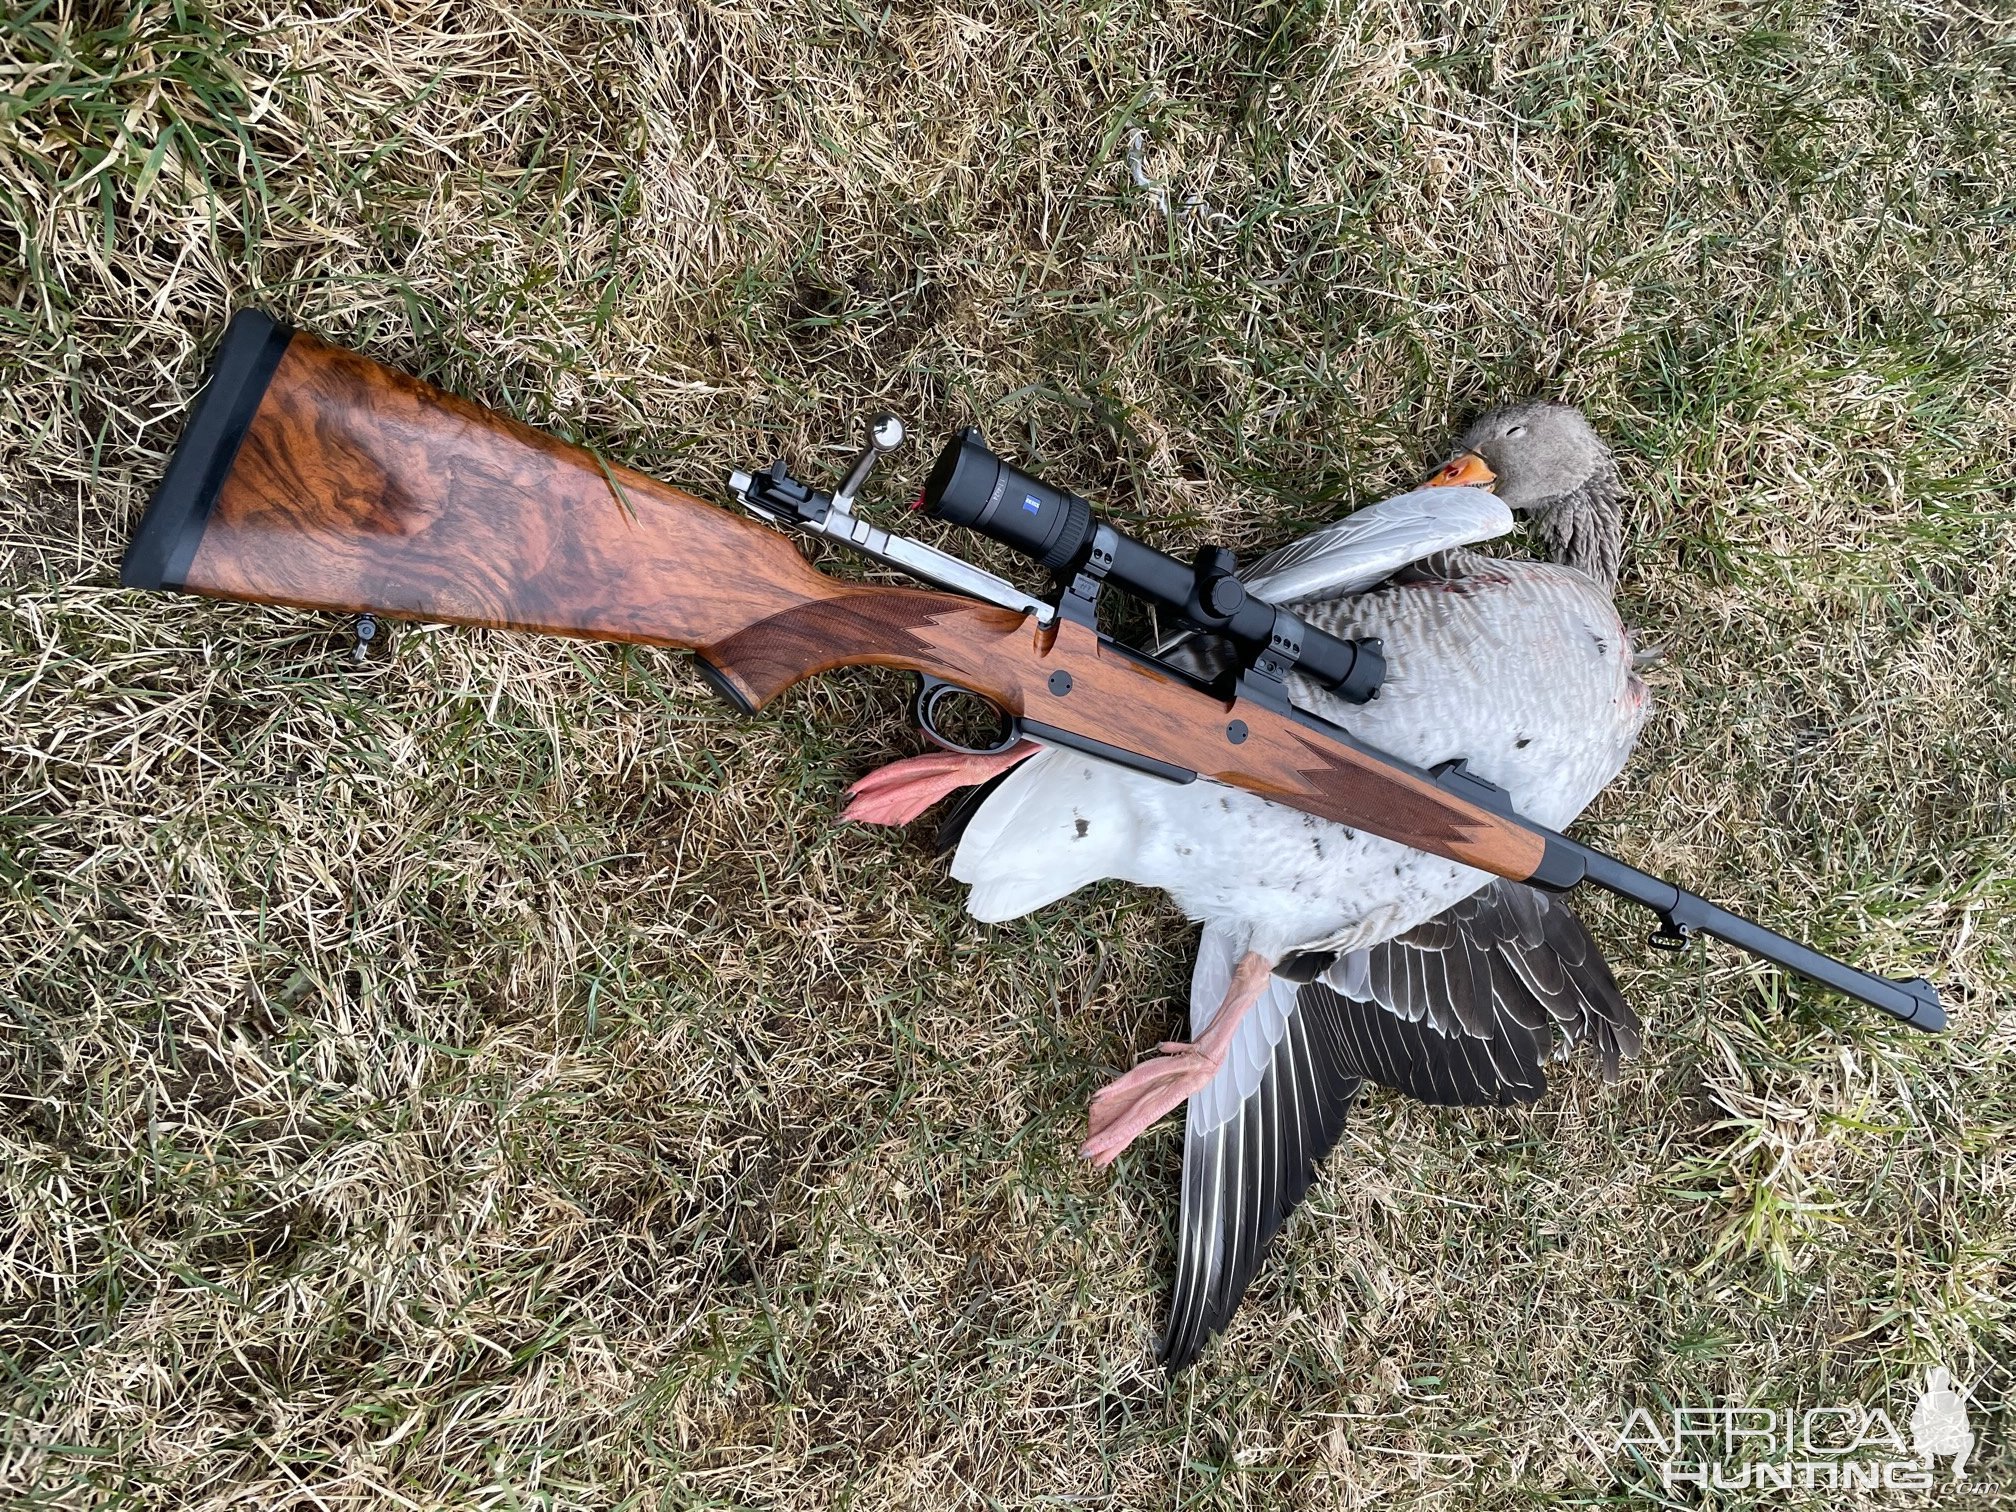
[{"x1": 832, "y1": 412, "x2": 907, "y2": 512}]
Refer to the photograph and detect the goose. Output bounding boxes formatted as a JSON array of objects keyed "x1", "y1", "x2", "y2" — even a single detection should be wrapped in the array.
[{"x1": 845, "y1": 402, "x2": 1650, "y2": 1365}]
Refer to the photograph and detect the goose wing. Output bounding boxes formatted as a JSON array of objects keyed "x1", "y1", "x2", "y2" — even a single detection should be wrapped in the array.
[
  {"x1": 1311, "y1": 879, "x2": 1640, "y2": 1100},
  {"x1": 1152, "y1": 484, "x2": 1512, "y2": 678},
  {"x1": 1240, "y1": 484, "x2": 1512, "y2": 603},
  {"x1": 1160, "y1": 883, "x2": 1637, "y2": 1370},
  {"x1": 1161, "y1": 925, "x2": 1362, "y2": 1371}
]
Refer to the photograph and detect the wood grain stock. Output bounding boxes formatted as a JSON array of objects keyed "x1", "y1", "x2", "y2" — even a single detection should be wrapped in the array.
[
  {"x1": 172, "y1": 327, "x2": 1546, "y2": 884},
  {"x1": 183, "y1": 332, "x2": 1007, "y2": 706}
]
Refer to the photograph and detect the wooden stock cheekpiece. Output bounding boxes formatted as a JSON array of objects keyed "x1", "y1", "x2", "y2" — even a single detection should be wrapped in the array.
[{"x1": 122, "y1": 312, "x2": 1548, "y2": 884}]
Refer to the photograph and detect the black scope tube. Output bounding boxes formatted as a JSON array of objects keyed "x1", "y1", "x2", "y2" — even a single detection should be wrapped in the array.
[{"x1": 920, "y1": 429, "x2": 1384, "y2": 702}]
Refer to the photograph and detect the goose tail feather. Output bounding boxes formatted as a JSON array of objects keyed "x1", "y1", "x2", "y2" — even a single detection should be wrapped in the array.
[{"x1": 949, "y1": 747, "x2": 1145, "y2": 923}]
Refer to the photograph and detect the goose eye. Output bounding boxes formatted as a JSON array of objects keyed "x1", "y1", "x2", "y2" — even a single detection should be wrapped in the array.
[{"x1": 1505, "y1": 425, "x2": 1527, "y2": 438}]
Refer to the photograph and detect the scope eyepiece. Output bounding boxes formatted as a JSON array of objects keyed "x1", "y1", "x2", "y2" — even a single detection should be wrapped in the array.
[{"x1": 920, "y1": 429, "x2": 1384, "y2": 704}]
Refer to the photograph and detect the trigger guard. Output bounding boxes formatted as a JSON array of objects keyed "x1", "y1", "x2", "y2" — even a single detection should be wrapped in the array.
[{"x1": 914, "y1": 675, "x2": 1022, "y2": 757}]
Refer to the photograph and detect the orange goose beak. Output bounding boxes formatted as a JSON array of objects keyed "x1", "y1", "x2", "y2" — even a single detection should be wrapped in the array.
[{"x1": 1423, "y1": 452, "x2": 1496, "y2": 489}]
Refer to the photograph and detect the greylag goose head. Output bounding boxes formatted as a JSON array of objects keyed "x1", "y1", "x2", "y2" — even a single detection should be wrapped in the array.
[{"x1": 1426, "y1": 401, "x2": 1624, "y2": 591}]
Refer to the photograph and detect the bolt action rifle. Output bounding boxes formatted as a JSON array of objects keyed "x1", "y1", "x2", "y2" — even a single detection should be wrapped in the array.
[{"x1": 120, "y1": 311, "x2": 1945, "y2": 1031}]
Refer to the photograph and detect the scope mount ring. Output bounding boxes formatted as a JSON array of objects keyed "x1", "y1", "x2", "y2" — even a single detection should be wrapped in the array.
[{"x1": 914, "y1": 675, "x2": 1024, "y2": 757}]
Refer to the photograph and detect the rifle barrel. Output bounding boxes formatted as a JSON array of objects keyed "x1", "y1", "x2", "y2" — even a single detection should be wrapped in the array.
[{"x1": 1546, "y1": 838, "x2": 1946, "y2": 1031}]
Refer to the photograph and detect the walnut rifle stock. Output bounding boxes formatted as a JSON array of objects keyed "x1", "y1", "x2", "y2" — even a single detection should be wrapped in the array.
[
  {"x1": 121, "y1": 311, "x2": 1945, "y2": 1032},
  {"x1": 123, "y1": 311, "x2": 1550, "y2": 875}
]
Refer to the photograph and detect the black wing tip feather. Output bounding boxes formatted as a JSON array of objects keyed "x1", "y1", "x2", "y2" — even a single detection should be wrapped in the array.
[
  {"x1": 1536, "y1": 894, "x2": 1640, "y2": 1073},
  {"x1": 1157, "y1": 884, "x2": 1641, "y2": 1371},
  {"x1": 1157, "y1": 1005, "x2": 1363, "y2": 1373},
  {"x1": 1325, "y1": 882, "x2": 1640, "y2": 1109}
]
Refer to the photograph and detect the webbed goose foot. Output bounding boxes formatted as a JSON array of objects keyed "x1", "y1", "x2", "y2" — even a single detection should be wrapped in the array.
[
  {"x1": 1081, "y1": 950, "x2": 1273, "y2": 1167},
  {"x1": 841, "y1": 741, "x2": 1040, "y2": 826}
]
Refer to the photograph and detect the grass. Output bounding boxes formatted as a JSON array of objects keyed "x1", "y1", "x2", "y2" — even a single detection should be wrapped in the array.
[{"x1": 2, "y1": 0, "x2": 2013, "y2": 1506}]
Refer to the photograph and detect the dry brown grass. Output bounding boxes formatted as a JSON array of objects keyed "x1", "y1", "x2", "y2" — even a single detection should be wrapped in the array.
[{"x1": 2, "y1": 1, "x2": 2013, "y2": 1507}]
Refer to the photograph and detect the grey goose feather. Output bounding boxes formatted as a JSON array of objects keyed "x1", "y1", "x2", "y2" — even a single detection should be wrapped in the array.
[{"x1": 855, "y1": 402, "x2": 1649, "y2": 1371}]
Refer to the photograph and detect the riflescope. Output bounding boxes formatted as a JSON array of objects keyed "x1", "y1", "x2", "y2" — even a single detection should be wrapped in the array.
[{"x1": 920, "y1": 428, "x2": 1384, "y2": 703}]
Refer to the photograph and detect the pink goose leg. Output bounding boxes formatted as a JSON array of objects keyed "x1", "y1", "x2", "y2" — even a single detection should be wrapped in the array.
[
  {"x1": 1081, "y1": 951, "x2": 1274, "y2": 1167},
  {"x1": 840, "y1": 740, "x2": 1041, "y2": 826}
]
